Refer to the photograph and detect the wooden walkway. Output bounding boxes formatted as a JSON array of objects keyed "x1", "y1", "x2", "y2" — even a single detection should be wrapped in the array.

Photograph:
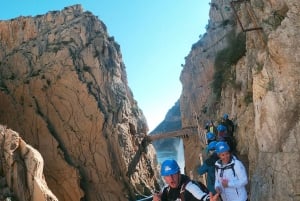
[{"x1": 147, "y1": 126, "x2": 198, "y2": 141}]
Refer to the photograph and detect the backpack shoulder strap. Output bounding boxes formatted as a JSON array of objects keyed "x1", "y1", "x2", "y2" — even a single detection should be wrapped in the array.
[
  {"x1": 180, "y1": 179, "x2": 190, "y2": 201},
  {"x1": 227, "y1": 163, "x2": 236, "y2": 176},
  {"x1": 215, "y1": 161, "x2": 236, "y2": 177}
]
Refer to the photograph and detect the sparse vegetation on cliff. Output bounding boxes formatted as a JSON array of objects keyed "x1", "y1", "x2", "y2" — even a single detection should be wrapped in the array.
[
  {"x1": 212, "y1": 31, "x2": 246, "y2": 99},
  {"x1": 263, "y1": 10, "x2": 286, "y2": 30}
]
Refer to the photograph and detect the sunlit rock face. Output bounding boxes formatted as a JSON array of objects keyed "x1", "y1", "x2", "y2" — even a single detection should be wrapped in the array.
[
  {"x1": 180, "y1": 0, "x2": 300, "y2": 200},
  {"x1": 0, "y1": 5, "x2": 159, "y2": 201}
]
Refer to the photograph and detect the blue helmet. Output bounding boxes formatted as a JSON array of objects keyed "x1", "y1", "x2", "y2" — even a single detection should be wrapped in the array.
[
  {"x1": 223, "y1": 113, "x2": 229, "y2": 119},
  {"x1": 160, "y1": 159, "x2": 180, "y2": 176},
  {"x1": 206, "y1": 132, "x2": 216, "y2": 141},
  {"x1": 207, "y1": 141, "x2": 218, "y2": 151},
  {"x1": 215, "y1": 141, "x2": 230, "y2": 154},
  {"x1": 217, "y1": 124, "x2": 227, "y2": 132}
]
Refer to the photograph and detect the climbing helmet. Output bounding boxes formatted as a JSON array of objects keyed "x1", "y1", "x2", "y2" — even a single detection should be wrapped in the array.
[
  {"x1": 215, "y1": 141, "x2": 230, "y2": 154},
  {"x1": 160, "y1": 159, "x2": 180, "y2": 176},
  {"x1": 207, "y1": 141, "x2": 218, "y2": 151},
  {"x1": 206, "y1": 132, "x2": 216, "y2": 141}
]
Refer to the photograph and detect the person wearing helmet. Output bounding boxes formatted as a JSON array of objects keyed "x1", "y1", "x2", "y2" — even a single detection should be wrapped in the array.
[
  {"x1": 222, "y1": 113, "x2": 236, "y2": 153},
  {"x1": 205, "y1": 120, "x2": 217, "y2": 135},
  {"x1": 216, "y1": 124, "x2": 227, "y2": 141},
  {"x1": 221, "y1": 113, "x2": 235, "y2": 137},
  {"x1": 208, "y1": 120, "x2": 217, "y2": 134},
  {"x1": 206, "y1": 132, "x2": 216, "y2": 144},
  {"x1": 202, "y1": 132, "x2": 216, "y2": 161},
  {"x1": 207, "y1": 141, "x2": 218, "y2": 151},
  {"x1": 217, "y1": 123, "x2": 237, "y2": 154},
  {"x1": 197, "y1": 141, "x2": 219, "y2": 195},
  {"x1": 214, "y1": 142, "x2": 248, "y2": 201},
  {"x1": 204, "y1": 122, "x2": 210, "y2": 133},
  {"x1": 153, "y1": 159, "x2": 219, "y2": 201}
]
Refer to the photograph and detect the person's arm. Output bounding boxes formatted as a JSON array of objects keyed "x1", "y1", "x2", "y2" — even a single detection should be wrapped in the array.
[
  {"x1": 185, "y1": 181, "x2": 209, "y2": 201},
  {"x1": 197, "y1": 162, "x2": 209, "y2": 175},
  {"x1": 214, "y1": 167, "x2": 222, "y2": 193},
  {"x1": 153, "y1": 186, "x2": 167, "y2": 201},
  {"x1": 185, "y1": 181, "x2": 220, "y2": 201},
  {"x1": 227, "y1": 160, "x2": 248, "y2": 188}
]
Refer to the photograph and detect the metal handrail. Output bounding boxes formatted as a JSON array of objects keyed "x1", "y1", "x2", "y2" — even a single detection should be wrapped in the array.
[{"x1": 136, "y1": 195, "x2": 153, "y2": 201}]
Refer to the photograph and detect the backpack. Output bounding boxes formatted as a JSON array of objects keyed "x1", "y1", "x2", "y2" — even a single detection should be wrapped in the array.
[
  {"x1": 215, "y1": 162, "x2": 236, "y2": 177},
  {"x1": 180, "y1": 179, "x2": 209, "y2": 201}
]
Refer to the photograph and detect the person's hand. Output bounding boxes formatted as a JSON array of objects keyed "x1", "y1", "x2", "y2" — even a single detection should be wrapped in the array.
[
  {"x1": 221, "y1": 178, "x2": 228, "y2": 188},
  {"x1": 209, "y1": 192, "x2": 219, "y2": 201},
  {"x1": 215, "y1": 186, "x2": 222, "y2": 194},
  {"x1": 152, "y1": 192, "x2": 161, "y2": 201}
]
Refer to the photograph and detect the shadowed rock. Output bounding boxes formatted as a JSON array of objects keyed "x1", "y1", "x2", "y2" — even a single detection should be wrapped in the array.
[{"x1": 0, "y1": 125, "x2": 58, "y2": 201}]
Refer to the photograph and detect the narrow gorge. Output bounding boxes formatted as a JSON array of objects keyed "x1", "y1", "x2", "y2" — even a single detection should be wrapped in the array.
[{"x1": 0, "y1": 1, "x2": 299, "y2": 201}]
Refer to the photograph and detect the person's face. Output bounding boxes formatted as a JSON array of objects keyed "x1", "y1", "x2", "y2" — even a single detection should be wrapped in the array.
[
  {"x1": 218, "y1": 151, "x2": 231, "y2": 164},
  {"x1": 163, "y1": 172, "x2": 180, "y2": 188}
]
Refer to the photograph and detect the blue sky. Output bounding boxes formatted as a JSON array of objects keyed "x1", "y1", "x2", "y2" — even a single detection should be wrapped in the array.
[{"x1": 0, "y1": 1, "x2": 210, "y2": 131}]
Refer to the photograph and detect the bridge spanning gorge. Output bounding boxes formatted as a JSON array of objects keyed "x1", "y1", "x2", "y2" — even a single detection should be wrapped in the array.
[
  {"x1": 147, "y1": 126, "x2": 199, "y2": 141},
  {"x1": 127, "y1": 126, "x2": 206, "y2": 177}
]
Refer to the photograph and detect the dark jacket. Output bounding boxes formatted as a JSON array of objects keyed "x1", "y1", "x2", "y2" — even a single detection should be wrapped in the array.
[
  {"x1": 161, "y1": 174, "x2": 210, "y2": 201},
  {"x1": 197, "y1": 152, "x2": 219, "y2": 194},
  {"x1": 221, "y1": 119, "x2": 234, "y2": 136}
]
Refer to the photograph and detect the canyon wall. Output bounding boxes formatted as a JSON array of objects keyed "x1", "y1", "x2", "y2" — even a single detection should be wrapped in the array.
[
  {"x1": 0, "y1": 1, "x2": 299, "y2": 201},
  {"x1": 180, "y1": 0, "x2": 299, "y2": 200},
  {"x1": 0, "y1": 5, "x2": 159, "y2": 201}
]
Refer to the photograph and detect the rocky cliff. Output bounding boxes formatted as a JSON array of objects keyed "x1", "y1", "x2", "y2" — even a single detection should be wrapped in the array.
[
  {"x1": 0, "y1": 5, "x2": 159, "y2": 201},
  {"x1": 0, "y1": 125, "x2": 58, "y2": 201},
  {"x1": 180, "y1": 0, "x2": 299, "y2": 200}
]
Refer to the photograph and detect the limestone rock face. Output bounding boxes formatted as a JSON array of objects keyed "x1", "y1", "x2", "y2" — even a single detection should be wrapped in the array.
[
  {"x1": 180, "y1": 0, "x2": 300, "y2": 200},
  {"x1": 0, "y1": 125, "x2": 58, "y2": 201},
  {"x1": 0, "y1": 5, "x2": 159, "y2": 201},
  {"x1": 249, "y1": 1, "x2": 300, "y2": 200},
  {"x1": 180, "y1": 0, "x2": 238, "y2": 179}
]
